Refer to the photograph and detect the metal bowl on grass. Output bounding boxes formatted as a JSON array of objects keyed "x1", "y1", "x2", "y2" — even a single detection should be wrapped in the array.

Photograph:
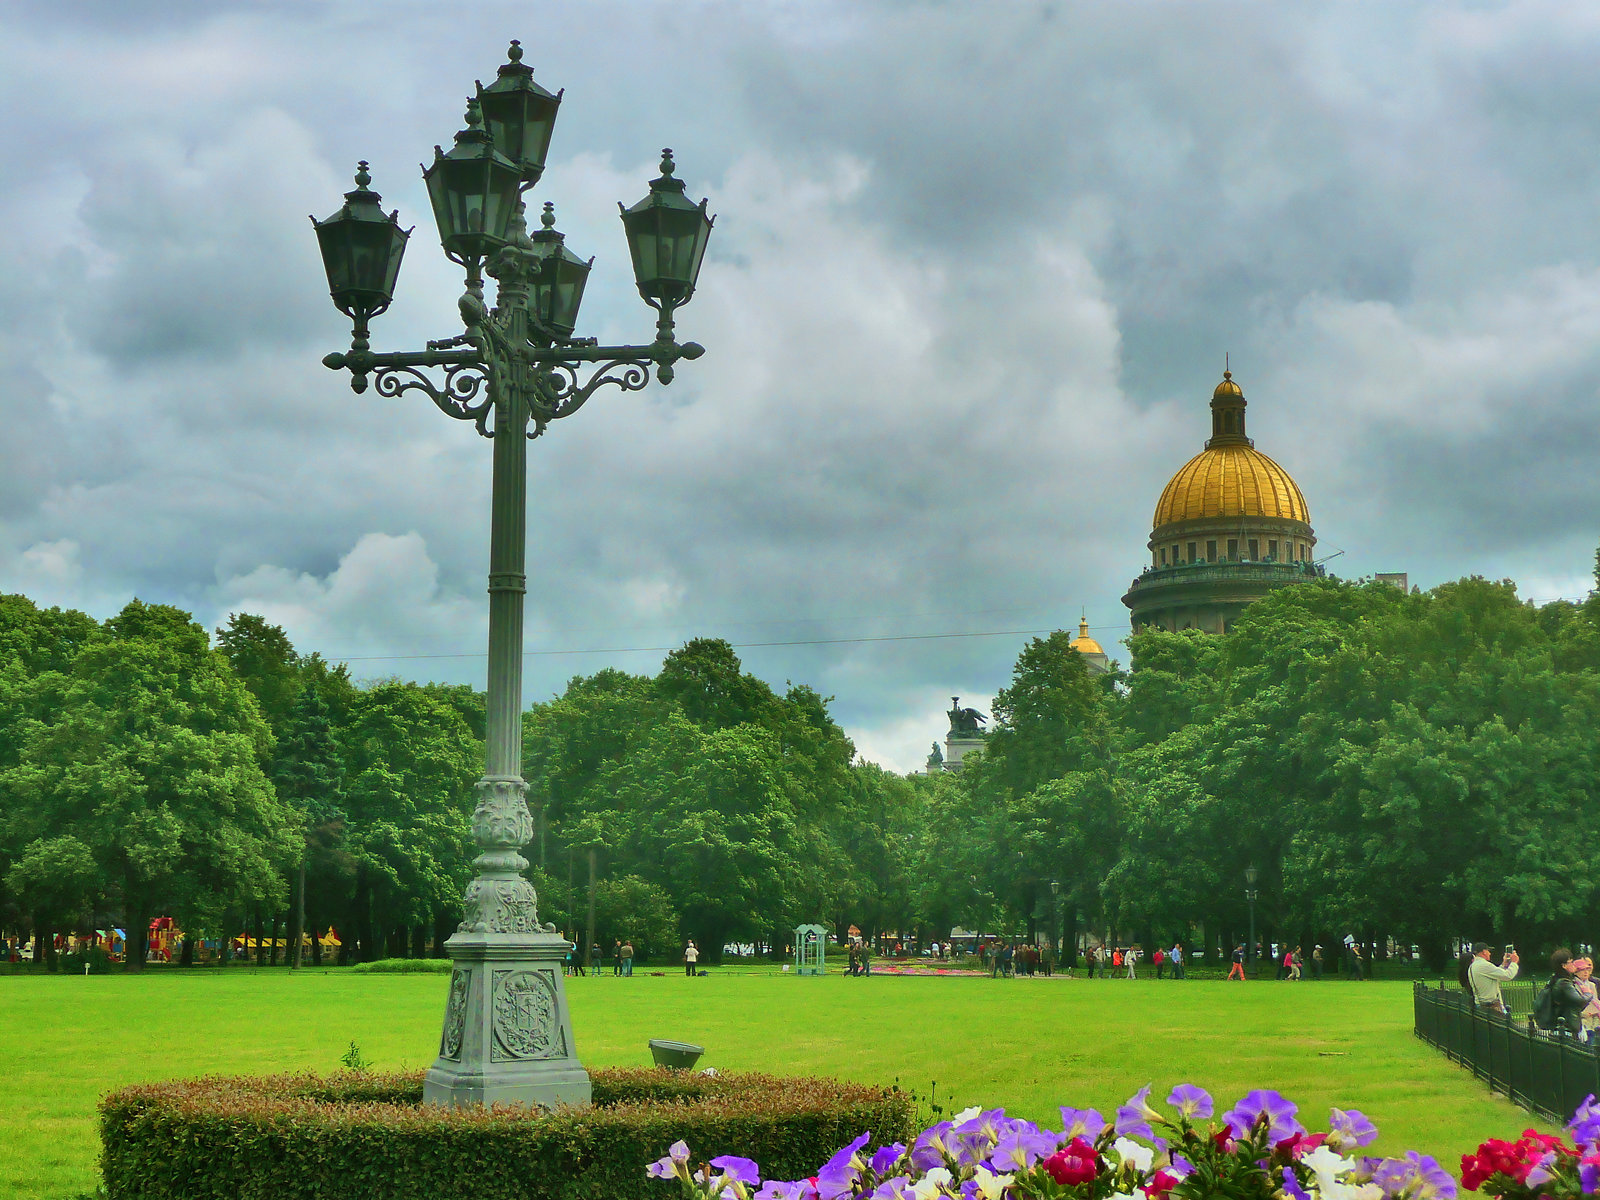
[{"x1": 649, "y1": 1039, "x2": 705, "y2": 1070}]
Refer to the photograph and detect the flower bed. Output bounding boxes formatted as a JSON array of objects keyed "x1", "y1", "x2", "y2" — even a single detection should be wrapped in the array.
[{"x1": 646, "y1": 1083, "x2": 1600, "y2": 1199}]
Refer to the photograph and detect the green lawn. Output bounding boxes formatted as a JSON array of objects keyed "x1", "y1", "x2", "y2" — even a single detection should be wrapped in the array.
[{"x1": 0, "y1": 966, "x2": 1552, "y2": 1199}]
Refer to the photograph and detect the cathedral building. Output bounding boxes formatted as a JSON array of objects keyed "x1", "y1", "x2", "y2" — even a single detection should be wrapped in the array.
[{"x1": 1121, "y1": 369, "x2": 1324, "y2": 633}]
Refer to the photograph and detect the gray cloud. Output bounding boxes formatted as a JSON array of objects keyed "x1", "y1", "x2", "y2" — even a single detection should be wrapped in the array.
[{"x1": 3, "y1": 1, "x2": 1600, "y2": 771}]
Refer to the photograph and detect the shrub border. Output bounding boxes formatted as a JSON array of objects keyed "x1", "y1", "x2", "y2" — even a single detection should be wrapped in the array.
[{"x1": 100, "y1": 1066, "x2": 916, "y2": 1200}]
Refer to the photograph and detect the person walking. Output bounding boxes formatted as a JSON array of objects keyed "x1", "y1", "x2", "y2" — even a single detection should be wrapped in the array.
[
  {"x1": 1287, "y1": 946, "x2": 1302, "y2": 981},
  {"x1": 1125, "y1": 946, "x2": 1138, "y2": 979},
  {"x1": 621, "y1": 939, "x2": 634, "y2": 977},
  {"x1": 613, "y1": 939, "x2": 623, "y2": 976},
  {"x1": 1112, "y1": 947, "x2": 1123, "y2": 975},
  {"x1": 590, "y1": 939, "x2": 603, "y2": 976},
  {"x1": 684, "y1": 940, "x2": 699, "y2": 977},
  {"x1": 1228, "y1": 943, "x2": 1247, "y2": 981},
  {"x1": 1154, "y1": 947, "x2": 1166, "y2": 979},
  {"x1": 1311, "y1": 945, "x2": 1324, "y2": 981},
  {"x1": 1169, "y1": 942, "x2": 1183, "y2": 980}
]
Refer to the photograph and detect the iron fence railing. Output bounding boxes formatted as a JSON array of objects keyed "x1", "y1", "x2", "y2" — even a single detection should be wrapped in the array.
[{"x1": 1413, "y1": 980, "x2": 1598, "y2": 1124}]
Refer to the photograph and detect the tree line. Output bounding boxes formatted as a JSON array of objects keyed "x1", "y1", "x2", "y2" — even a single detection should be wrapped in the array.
[
  {"x1": 929, "y1": 567, "x2": 1600, "y2": 969},
  {"x1": 6, "y1": 561, "x2": 1600, "y2": 972}
]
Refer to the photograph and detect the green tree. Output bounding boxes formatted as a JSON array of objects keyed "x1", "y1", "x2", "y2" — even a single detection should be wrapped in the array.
[
  {"x1": 336, "y1": 681, "x2": 478, "y2": 960},
  {"x1": 1, "y1": 601, "x2": 298, "y2": 968},
  {"x1": 273, "y1": 685, "x2": 345, "y2": 967},
  {"x1": 214, "y1": 613, "x2": 302, "y2": 734},
  {"x1": 5, "y1": 834, "x2": 99, "y2": 967}
]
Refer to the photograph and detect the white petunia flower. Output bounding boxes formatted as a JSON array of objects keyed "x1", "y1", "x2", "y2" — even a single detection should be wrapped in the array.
[{"x1": 1112, "y1": 1138, "x2": 1154, "y2": 1173}]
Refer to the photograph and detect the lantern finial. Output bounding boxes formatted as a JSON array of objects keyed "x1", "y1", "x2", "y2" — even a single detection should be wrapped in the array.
[
  {"x1": 541, "y1": 201, "x2": 557, "y2": 230},
  {"x1": 507, "y1": 39, "x2": 523, "y2": 64},
  {"x1": 354, "y1": 161, "x2": 371, "y2": 189}
]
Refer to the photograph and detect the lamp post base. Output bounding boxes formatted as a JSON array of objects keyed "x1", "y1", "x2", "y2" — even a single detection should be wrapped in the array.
[{"x1": 422, "y1": 930, "x2": 591, "y2": 1110}]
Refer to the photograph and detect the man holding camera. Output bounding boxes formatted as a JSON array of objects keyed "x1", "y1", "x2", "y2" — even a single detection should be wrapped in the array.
[{"x1": 1468, "y1": 942, "x2": 1520, "y2": 1014}]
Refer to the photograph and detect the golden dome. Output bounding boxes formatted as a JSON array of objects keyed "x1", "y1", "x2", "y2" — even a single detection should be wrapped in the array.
[
  {"x1": 1070, "y1": 617, "x2": 1104, "y2": 655},
  {"x1": 1213, "y1": 370, "x2": 1243, "y2": 399},
  {"x1": 1153, "y1": 444, "x2": 1309, "y2": 528}
]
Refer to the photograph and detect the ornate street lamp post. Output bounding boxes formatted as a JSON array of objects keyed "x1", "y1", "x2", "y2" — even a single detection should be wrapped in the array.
[
  {"x1": 311, "y1": 40, "x2": 713, "y2": 1110},
  {"x1": 1244, "y1": 864, "x2": 1259, "y2": 965}
]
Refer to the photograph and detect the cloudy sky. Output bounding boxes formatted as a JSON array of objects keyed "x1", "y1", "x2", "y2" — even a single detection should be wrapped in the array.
[{"x1": 4, "y1": 1, "x2": 1600, "y2": 772}]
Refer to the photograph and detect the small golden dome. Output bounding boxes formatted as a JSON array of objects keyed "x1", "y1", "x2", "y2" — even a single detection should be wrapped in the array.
[
  {"x1": 1213, "y1": 369, "x2": 1243, "y2": 399},
  {"x1": 1070, "y1": 617, "x2": 1105, "y2": 655},
  {"x1": 1153, "y1": 444, "x2": 1309, "y2": 528}
]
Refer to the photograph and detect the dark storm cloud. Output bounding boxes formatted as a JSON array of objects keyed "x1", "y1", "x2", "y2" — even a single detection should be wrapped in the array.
[{"x1": 4, "y1": 1, "x2": 1600, "y2": 769}]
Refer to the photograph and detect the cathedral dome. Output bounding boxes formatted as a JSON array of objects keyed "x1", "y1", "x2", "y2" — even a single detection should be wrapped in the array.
[
  {"x1": 1153, "y1": 444, "x2": 1309, "y2": 529},
  {"x1": 1069, "y1": 616, "x2": 1104, "y2": 655}
]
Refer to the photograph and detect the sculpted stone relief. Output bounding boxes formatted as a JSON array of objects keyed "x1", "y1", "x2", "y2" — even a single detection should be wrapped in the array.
[
  {"x1": 490, "y1": 969, "x2": 566, "y2": 1062},
  {"x1": 440, "y1": 969, "x2": 470, "y2": 1059}
]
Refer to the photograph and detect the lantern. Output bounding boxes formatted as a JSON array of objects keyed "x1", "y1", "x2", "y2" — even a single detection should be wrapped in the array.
[
  {"x1": 476, "y1": 40, "x2": 563, "y2": 187},
  {"x1": 310, "y1": 162, "x2": 411, "y2": 323},
  {"x1": 618, "y1": 149, "x2": 714, "y2": 310},
  {"x1": 422, "y1": 97, "x2": 523, "y2": 264},
  {"x1": 529, "y1": 202, "x2": 593, "y2": 341}
]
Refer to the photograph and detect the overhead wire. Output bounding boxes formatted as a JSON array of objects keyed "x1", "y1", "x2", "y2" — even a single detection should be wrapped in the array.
[{"x1": 328, "y1": 618, "x2": 1125, "y2": 663}]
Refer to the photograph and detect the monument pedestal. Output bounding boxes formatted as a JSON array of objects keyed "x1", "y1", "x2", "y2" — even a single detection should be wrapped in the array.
[
  {"x1": 943, "y1": 734, "x2": 986, "y2": 772},
  {"x1": 423, "y1": 929, "x2": 590, "y2": 1109}
]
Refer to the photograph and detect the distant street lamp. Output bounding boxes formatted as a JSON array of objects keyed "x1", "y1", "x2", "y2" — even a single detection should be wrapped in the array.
[
  {"x1": 1049, "y1": 877, "x2": 1062, "y2": 962},
  {"x1": 311, "y1": 40, "x2": 713, "y2": 1111},
  {"x1": 1244, "y1": 864, "x2": 1259, "y2": 964}
]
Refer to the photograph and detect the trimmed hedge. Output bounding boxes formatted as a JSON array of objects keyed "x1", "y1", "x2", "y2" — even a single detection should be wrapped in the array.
[
  {"x1": 99, "y1": 1067, "x2": 916, "y2": 1200},
  {"x1": 345, "y1": 958, "x2": 453, "y2": 974}
]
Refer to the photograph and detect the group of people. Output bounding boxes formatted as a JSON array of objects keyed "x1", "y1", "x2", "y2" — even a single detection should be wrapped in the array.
[
  {"x1": 564, "y1": 938, "x2": 636, "y2": 976},
  {"x1": 1084, "y1": 943, "x2": 1186, "y2": 979},
  {"x1": 844, "y1": 940, "x2": 872, "y2": 975},
  {"x1": 981, "y1": 940, "x2": 1055, "y2": 977},
  {"x1": 1464, "y1": 942, "x2": 1600, "y2": 1039}
]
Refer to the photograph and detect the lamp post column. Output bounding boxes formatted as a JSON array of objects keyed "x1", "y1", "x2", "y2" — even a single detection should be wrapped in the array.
[
  {"x1": 422, "y1": 244, "x2": 590, "y2": 1110},
  {"x1": 1244, "y1": 864, "x2": 1259, "y2": 969}
]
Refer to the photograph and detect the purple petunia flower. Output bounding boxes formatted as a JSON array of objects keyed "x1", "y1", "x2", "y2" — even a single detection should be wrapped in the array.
[
  {"x1": 909, "y1": 1122, "x2": 955, "y2": 1173},
  {"x1": 1168, "y1": 1153, "x2": 1194, "y2": 1179},
  {"x1": 1371, "y1": 1152, "x2": 1457, "y2": 1200},
  {"x1": 869, "y1": 1145, "x2": 906, "y2": 1175},
  {"x1": 712, "y1": 1156, "x2": 762, "y2": 1186},
  {"x1": 1524, "y1": 1151, "x2": 1557, "y2": 1190},
  {"x1": 1573, "y1": 1095, "x2": 1600, "y2": 1149},
  {"x1": 1166, "y1": 1084, "x2": 1213, "y2": 1120},
  {"x1": 989, "y1": 1130, "x2": 1058, "y2": 1172},
  {"x1": 1580, "y1": 1159, "x2": 1600, "y2": 1194},
  {"x1": 755, "y1": 1181, "x2": 812, "y2": 1200},
  {"x1": 1115, "y1": 1085, "x2": 1160, "y2": 1140},
  {"x1": 1280, "y1": 1167, "x2": 1310, "y2": 1200},
  {"x1": 1327, "y1": 1107, "x2": 1379, "y2": 1150},
  {"x1": 868, "y1": 1176, "x2": 911, "y2": 1200},
  {"x1": 1058, "y1": 1107, "x2": 1107, "y2": 1141},
  {"x1": 648, "y1": 1140, "x2": 693, "y2": 1180},
  {"x1": 1222, "y1": 1090, "x2": 1305, "y2": 1143},
  {"x1": 815, "y1": 1133, "x2": 873, "y2": 1200}
]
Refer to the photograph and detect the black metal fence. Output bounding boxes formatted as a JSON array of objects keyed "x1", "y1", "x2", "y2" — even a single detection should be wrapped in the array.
[{"x1": 1413, "y1": 981, "x2": 1598, "y2": 1124}]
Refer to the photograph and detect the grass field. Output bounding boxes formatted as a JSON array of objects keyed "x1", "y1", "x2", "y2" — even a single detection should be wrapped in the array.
[{"x1": 1, "y1": 966, "x2": 1554, "y2": 1199}]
